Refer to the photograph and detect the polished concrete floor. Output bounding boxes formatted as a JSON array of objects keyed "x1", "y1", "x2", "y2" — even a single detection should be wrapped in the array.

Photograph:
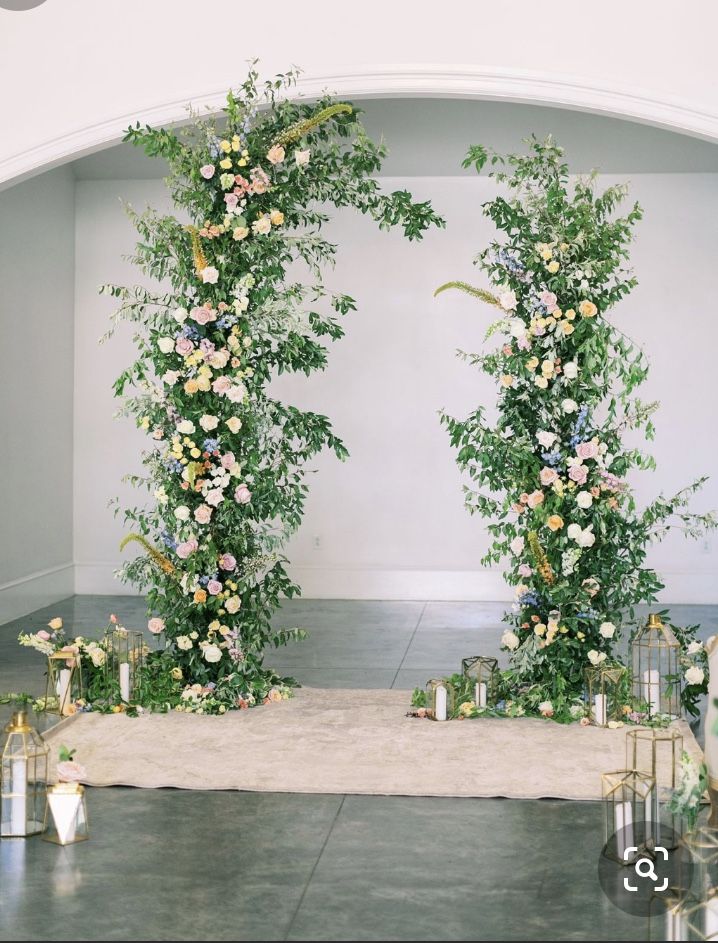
[{"x1": 1, "y1": 596, "x2": 716, "y2": 941}]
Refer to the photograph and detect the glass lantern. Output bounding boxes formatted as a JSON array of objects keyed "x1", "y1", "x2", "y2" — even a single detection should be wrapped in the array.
[
  {"x1": 1, "y1": 710, "x2": 49, "y2": 837},
  {"x1": 651, "y1": 886, "x2": 718, "y2": 942},
  {"x1": 461, "y1": 656, "x2": 499, "y2": 709},
  {"x1": 43, "y1": 783, "x2": 89, "y2": 846},
  {"x1": 627, "y1": 727, "x2": 684, "y2": 849},
  {"x1": 43, "y1": 652, "x2": 83, "y2": 716},
  {"x1": 584, "y1": 664, "x2": 627, "y2": 726},
  {"x1": 680, "y1": 827, "x2": 718, "y2": 893},
  {"x1": 425, "y1": 679, "x2": 455, "y2": 722},
  {"x1": 631, "y1": 613, "x2": 681, "y2": 719},
  {"x1": 106, "y1": 627, "x2": 145, "y2": 703},
  {"x1": 602, "y1": 769, "x2": 656, "y2": 864}
]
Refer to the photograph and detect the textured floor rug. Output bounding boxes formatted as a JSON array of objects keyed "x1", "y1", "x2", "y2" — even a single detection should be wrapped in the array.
[{"x1": 44, "y1": 688, "x2": 702, "y2": 800}]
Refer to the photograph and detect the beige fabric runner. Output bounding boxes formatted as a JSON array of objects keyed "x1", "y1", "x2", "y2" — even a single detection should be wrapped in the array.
[{"x1": 43, "y1": 688, "x2": 702, "y2": 800}]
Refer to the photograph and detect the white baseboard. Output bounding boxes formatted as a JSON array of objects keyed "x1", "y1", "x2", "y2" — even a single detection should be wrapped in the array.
[
  {"x1": 0, "y1": 563, "x2": 75, "y2": 625},
  {"x1": 68, "y1": 562, "x2": 718, "y2": 605}
]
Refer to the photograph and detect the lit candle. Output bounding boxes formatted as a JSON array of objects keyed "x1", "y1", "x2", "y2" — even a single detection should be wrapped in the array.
[
  {"x1": 593, "y1": 693, "x2": 607, "y2": 726},
  {"x1": 435, "y1": 685, "x2": 448, "y2": 721},
  {"x1": 642, "y1": 669, "x2": 661, "y2": 715},
  {"x1": 475, "y1": 681, "x2": 487, "y2": 709},
  {"x1": 9, "y1": 758, "x2": 27, "y2": 836},
  {"x1": 119, "y1": 662, "x2": 130, "y2": 702},
  {"x1": 615, "y1": 800, "x2": 634, "y2": 861},
  {"x1": 58, "y1": 668, "x2": 71, "y2": 714}
]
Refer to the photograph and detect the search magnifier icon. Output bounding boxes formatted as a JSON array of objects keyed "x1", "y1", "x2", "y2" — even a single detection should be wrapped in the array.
[{"x1": 634, "y1": 857, "x2": 659, "y2": 882}]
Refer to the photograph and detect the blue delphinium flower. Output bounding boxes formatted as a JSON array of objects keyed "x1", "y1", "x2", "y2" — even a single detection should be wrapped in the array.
[
  {"x1": 203, "y1": 438, "x2": 219, "y2": 452},
  {"x1": 161, "y1": 530, "x2": 178, "y2": 551},
  {"x1": 541, "y1": 450, "x2": 563, "y2": 466}
]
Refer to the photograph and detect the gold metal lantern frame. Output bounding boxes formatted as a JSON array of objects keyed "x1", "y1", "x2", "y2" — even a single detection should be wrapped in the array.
[
  {"x1": 461, "y1": 656, "x2": 499, "y2": 709},
  {"x1": 631, "y1": 613, "x2": 681, "y2": 719},
  {"x1": 602, "y1": 769, "x2": 656, "y2": 865},
  {"x1": 650, "y1": 887, "x2": 718, "y2": 942},
  {"x1": 105, "y1": 627, "x2": 145, "y2": 703},
  {"x1": 43, "y1": 651, "x2": 83, "y2": 716},
  {"x1": 1, "y1": 710, "x2": 49, "y2": 837},
  {"x1": 425, "y1": 679, "x2": 455, "y2": 722},
  {"x1": 626, "y1": 727, "x2": 684, "y2": 850},
  {"x1": 584, "y1": 664, "x2": 627, "y2": 726}
]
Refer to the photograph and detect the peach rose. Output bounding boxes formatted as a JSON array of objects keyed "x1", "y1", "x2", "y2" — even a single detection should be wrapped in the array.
[
  {"x1": 540, "y1": 467, "x2": 558, "y2": 486},
  {"x1": 527, "y1": 490, "x2": 545, "y2": 509},
  {"x1": 547, "y1": 515, "x2": 564, "y2": 531},
  {"x1": 266, "y1": 145, "x2": 285, "y2": 165},
  {"x1": 579, "y1": 300, "x2": 597, "y2": 318},
  {"x1": 193, "y1": 589, "x2": 207, "y2": 605}
]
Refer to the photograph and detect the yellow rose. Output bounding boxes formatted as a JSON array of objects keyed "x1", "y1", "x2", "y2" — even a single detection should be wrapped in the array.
[
  {"x1": 579, "y1": 300, "x2": 597, "y2": 318},
  {"x1": 562, "y1": 321, "x2": 575, "y2": 335},
  {"x1": 526, "y1": 356, "x2": 539, "y2": 372},
  {"x1": 565, "y1": 308, "x2": 576, "y2": 321},
  {"x1": 535, "y1": 375, "x2": 549, "y2": 389},
  {"x1": 540, "y1": 247, "x2": 552, "y2": 261},
  {"x1": 171, "y1": 667, "x2": 183, "y2": 681},
  {"x1": 190, "y1": 448, "x2": 201, "y2": 459},
  {"x1": 534, "y1": 623, "x2": 547, "y2": 637},
  {"x1": 226, "y1": 417, "x2": 242, "y2": 433},
  {"x1": 237, "y1": 158, "x2": 248, "y2": 167},
  {"x1": 233, "y1": 226, "x2": 249, "y2": 241},
  {"x1": 553, "y1": 479, "x2": 564, "y2": 495},
  {"x1": 196, "y1": 376, "x2": 211, "y2": 392},
  {"x1": 231, "y1": 136, "x2": 241, "y2": 152},
  {"x1": 500, "y1": 374, "x2": 514, "y2": 388},
  {"x1": 219, "y1": 139, "x2": 232, "y2": 153},
  {"x1": 553, "y1": 308, "x2": 563, "y2": 319},
  {"x1": 560, "y1": 243, "x2": 569, "y2": 252},
  {"x1": 577, "y1": 631, "x2": 586, "y2": 641},
  {"x1": 541, "y1": 359, "x2": 554, "y2": 376},
  {"x1": 547, "y1": 260, "x2": 560, "y2": 274},
  {"x1": 219, "y1": 157, "x2": 232, "y2": 170},
  {"x1": 547, "y1": 514, "x2": 564, "y2": 531},
  {"x1": 48, "y1": 617, "x2": 63, "y2": 630},
  {"x1": 197, "y1": 365, "x2": 212, "y2": 378},
  {"x1": 184, "y1": 379, "x2": 199, "y2": 395},
  {"x1": 269, "y1": 209, "x2": 284, "y2": 226}
]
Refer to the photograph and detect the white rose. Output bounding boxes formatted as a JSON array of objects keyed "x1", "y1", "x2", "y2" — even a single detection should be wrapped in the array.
[
  {"x1": 599, "y1": 621, "x2": 616, "y2": 639},
  {"x1": 157, "y1": 336, "x2": 175, "y2": 354},
  {"x1": 562, "y1": 398, "x2": 578, "y2": 414},
  {"x1": 294, "y1": 148, "x2": 311, "y2": 167},
  {"x1": 536, "y1": 430, "x2": 558, "y2": 449},
  {"x1": 226, "y1": 384, "x2": 247, "y2": 403},
  {"x1": 576, "y1": 491, "x2": 593, "y2": 509},
  {"x1": 176, "y1": 635, "x2": 193, "y2": 651},
  {"x1": 203, "y1": 644, "x2": 223, "y2": 664},
  {"x1": 226, "y1": 417, "x2": 242, "y2": 434},
  {"x1": 173, "y1": 308, "x2": 188, "y2": 323},
  {"x1": 685, "y1": 666, "x2": 705, "y2": 686},
  {"x1": 89, "y1": 647, "x2": 106, "y2": 667},
  {"x1": 687, "y1": 640, "x2": 703, "y2": 655},
  {"x1": 225, "y1": 596, "x2": 241, "y2": 614},
  {"x1": 199, "y1": 415, "x2": 219, "y2": 432},
  {"x1": 563, "y1": 361, "x2": 578, "y2": 380},
  {"x1": 588, "y1": 649, "x2": 607, "y2": 667},
  {"x1": 577, "y1": 527, "x2": 596, "y2": 548},
  {"x1": 510, "y1": 536, "x2": 525, "y2": 555},
  {"x1": 201, "y1": 266, "x2": 219, "y2": 284},
  {"x1": 177, "y1": 420, "x2": 195, "y2": 435},
  {"x1": 162, "y1": 370, "x2": 180, "y2": 386},
  {"x1": 534, "y1": 375, "x2": 549, "y2": 389},
  {"x1": 501, "y1": 630, "x2": 520, "y2": 651},
  {"x1": 508, "y1": 317, "x2": 526, "y2": 339},
  {"x1": 174, "y1": 505, "x2": 190, "y2": 521},
  {"x1": 252, "y1": 216, "x2": 272, "y2": 236},
  {"x1": 499, "y1": 290, "x2": 517, "y2": 311},
  {"x1": 567, "y1": 523, "x2": 582, "y2": 541}
]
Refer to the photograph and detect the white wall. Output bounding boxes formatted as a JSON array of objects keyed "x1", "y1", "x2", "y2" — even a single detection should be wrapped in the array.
[
  {"x1": 2, "y1": 0, "x2": 718, "y2": 186},
  {"x1": 0, "y1": 166, "x2": 75, "y2": 621},
  {"x1": 73, "y1": 173, "x2": 718, "y2": 603}
]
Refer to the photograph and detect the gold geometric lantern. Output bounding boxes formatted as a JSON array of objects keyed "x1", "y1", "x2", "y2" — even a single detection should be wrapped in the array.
[
  {"x1": 0, "y1": 710, "x2": 49, "y2": 837},
  {"x1": 626, "y1": 727, "x2": 684, "y2": 849},
  {"x1": 631, "y1": 613, "x2": 681, "y2": 719},
  {"x1": 461, "y1": 656, "x2": 499, "y2": 709},
  {"x1": 43, "y1": 782, "x2": 89, "y2": 846},
  {"x1": 584, "y1": 664, "x2": 627, "y2": 726},
  {"x1": 106, "y1": 627, "x2": 145, "y2": 703},
  {"x1": 43, "y1": 651, "x2": 83, "y2": 716},
  {"x1": 425, "y1": 679, "x2": 455, "y2": 722},
  {"x1": 602, "y1": 769, "x2": 656, "y2": 864},
  {"x1": 680, "y1": 827, "x2": 718, "y2": 891},
  {"x1": 651, "y1": 887, "x2": 718, "y2": 942}
]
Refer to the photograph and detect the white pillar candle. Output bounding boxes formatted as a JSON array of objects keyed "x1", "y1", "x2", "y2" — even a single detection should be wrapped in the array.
[
  {"x1": 9, "y1": 758, "x2": 27, "y2": 836},
  {"x1": 593, "y1": 694, "x2": 607, "y2": 726},
  {"x1": 119, "y1": 662, "x2": 130, "y2": 702},
  {"x1": 435, "y1": 685, "x2": 448, "y2": 722},
  {"x1": 475, "y1": 681, "x2": 487, "y2": 708},
  {"x1": 58, "y1": 668, "x2": 71, "y2": 713},
  {"x1": 706, "y1": 896, "x2": 718, "y2": 940},
  {"x1": 615, "y1": 800, "x2": 634, "y2": 861},
  {"x1": 666, "y1": 906, "x2": 685, "y2": 941},
  {"x1": 642, "y1": 669, "x2": 661, "y2": 716}
]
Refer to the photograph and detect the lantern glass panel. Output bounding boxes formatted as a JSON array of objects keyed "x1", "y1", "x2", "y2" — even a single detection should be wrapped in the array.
[
  {"x1": 584, "y1": 665, "x2": 627, "y2": 726},
  {"x1": 601, "y1": 769, "x2": 656, "y2": 864},
  {"x1": 631, "y1": 613, "x2": 681, "y2": 719},
  {"x1": 106, "y1": 628, "x2": 146, "y2": 702},
  {"x1": 424, "y1": 679, "x2": 455, "y2": 721},
  {"x1": 461, "y1": 656, "x2": 499, "y2": 708},
  {"x1": 43, "y1": 653, "x2": 82, "y2": 716},
  {"x1": 1, "y1": 711, "x2": 49, "y2": 837}
]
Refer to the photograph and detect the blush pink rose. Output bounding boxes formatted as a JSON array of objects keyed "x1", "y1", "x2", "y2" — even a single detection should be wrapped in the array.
[
  {"x1": 57, "y1": 760, "x2": 87, "y2": 783},
  {"x1": 212, "y1": 376, "x2": 232, "y2": 395},
  {"x1": 200, "y1": 165, "x2": 215, "y2": 179},
  {"x1": 194, "y1": 505, "x2": 212, "y2": 524},
  {"x1": 191, "y1": 305, "x2": 215, "y2": 325},
  {"x1": 219, "y1": 553, "x2": 237, "y2": 571},
  {"x1": 569, "y1": 464, "x2": 589, "y2": 485},
  {"x1": 175, "y1": 337, "x2": 194, "y2": 356},
  {"x1": 527, "y1": 490, "x2": 545, "y2": 509},
  {"x1": 234, "y1": 484, "x2": 252, "y2": 505},
  {"x1": 576, "y1": 440, "x2": 599, "y2": 461},
  {"x1": 176, "y1": 539, "x2": 199, "y2": 559},
  {"x1": 207, "y1": 580, "x2": 223, "y2": 596},
  {"x1": 37, "y1": 630, "x2": 51, "y2": 640},
  {"x1": 220, "y1": 452, "x2": 235, "y2": 469},
  {"x1": 205, "y1": 488, "x2": 224, "y2": 507},
  {"x1": 539, "y1": 290, "x2": 558, "y2": 312},
  {"x1": 539, "y1": 467, "x2": 558, "y2": 486},
  {"x1": 518, "y1": 563, "x2": 533, "y2": 577},
  {"x1": 224, "y1": 192, "x2": 239, "y2": 210},
  {"x1": 147, "y1": 617, "x2": 165, "y2": 635}
]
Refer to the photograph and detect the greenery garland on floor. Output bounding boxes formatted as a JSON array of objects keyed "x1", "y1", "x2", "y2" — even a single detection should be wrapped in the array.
[
  {"x1": 429, "y1": 137, "x2": 715, "y2": 722},
  {"x1": 93, "y1": 66, "x2": 443, "y2": 714}
]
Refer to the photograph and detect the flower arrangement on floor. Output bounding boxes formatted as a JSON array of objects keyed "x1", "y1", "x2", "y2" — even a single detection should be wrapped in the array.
[
  {"x1": 98, "y1": 66, "x2": 443, "y2": 714},
  {"x1": 430, "y1": 137, "x2": 715, "y2": 722}
]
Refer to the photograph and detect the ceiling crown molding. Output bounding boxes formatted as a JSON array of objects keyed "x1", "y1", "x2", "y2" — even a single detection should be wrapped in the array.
[{"x1": 2, "y1": 64, "x2": 716, "y2": 189}]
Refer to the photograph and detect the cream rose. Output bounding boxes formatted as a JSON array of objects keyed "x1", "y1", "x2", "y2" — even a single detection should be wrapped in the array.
[
  {"x1": 599, "y1": 621, "x2": 616, "y2": 639},
  {"x1": 576, "y1": 491, "x2": 593, "y2": 509},
  {"x1": 157, "y1": 336, "x2": 175, "y2": 354},
  {"x1": 203, "y1": 644, "x2": 223, "y2": 664},
  {"x1": 176, "y1": 635, "x2": 193, "y2": 651},
  {"x1": 174, "y1": 506, "x2": 190, "y2": 522},
  {"x1": 685, "y1": 666, "x2": 705, "y2": 686},
  {"x1": 294, "y1": 149, "x2": 311, "y2": 167},
  {"x1": 501, "y1": 630, "x2": 520, "y2": 651},
  {"x1": 252, "y1": 216, "x2": 272, "y2": 235},
  {"x1": 201, "y1": 266, "x2": 219, "y2": 284},
  {"x1": 199, "y1": 415, "x2": 219, "y2": 432}
]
